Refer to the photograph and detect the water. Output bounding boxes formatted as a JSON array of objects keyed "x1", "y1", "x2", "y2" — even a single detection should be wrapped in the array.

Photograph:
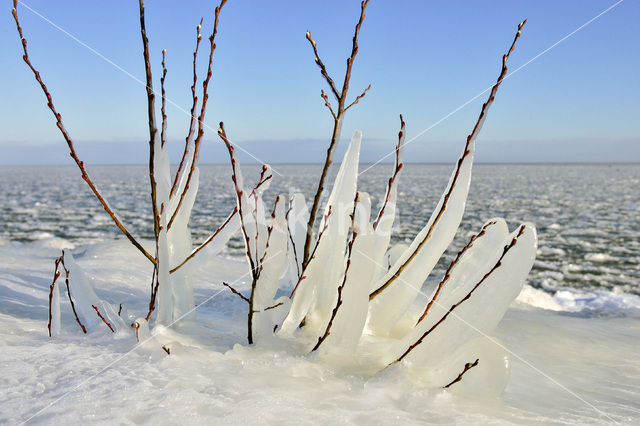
[{"x1": 1, "y1": 163, "x2": 639, "y2": 296}]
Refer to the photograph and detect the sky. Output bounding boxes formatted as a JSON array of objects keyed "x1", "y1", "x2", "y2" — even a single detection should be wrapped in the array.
[{"x1": 1, "y1": 0, "x2": 638, "y2": 165}]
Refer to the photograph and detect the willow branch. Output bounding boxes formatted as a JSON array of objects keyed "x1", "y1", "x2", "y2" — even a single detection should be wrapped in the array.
[
  {"x1": 59, "y1": 251, "x2": 86, "y2": 334},
  {"x1": 312, "y1": 193, "x2": 360, "y2": 352},
  {"x1": 320, "y1": 90, "x2": 337, "y2": 120},
  {"x1": 169, "y1": 0, "x2": 228, "y2": 230},
  {"x1": 290, "y1": 206, "x2": 333, "y2": 299},
  {"x1": 302, "y1": 0, "x2": 370, "y2": 268},
  {"x1": 391, "y1": 226, "x2": 526, "y2": 365},
  {"x1": 139, "y1": 0, "x2": 161, "y2": 240},
  {"x1": 444, "y1": 359, "x2": 480, "y2": 389},
  {"x1": 343, "y1": 83, "x2": 371, "y2": 113},
  {"x1": 160, "y1": 49, "x2": 168, "y2": 147},
  {"x1": 170, "y1": 18, "x2": 203, "y2": 198},
  {"x1": 372, "y1": 114, "x2": 404, "y2": 230},
  {"x1": 11, "y1": 1, "x2": 154, "y2": 265},
  {"x1": 223, "y1": 282, "x2": 249, "y2": 303},
  {"x1": 370, "y1": 20, "x2": 526, "y2": 301},
  {"x1": 92, "y1": 305, "x2": 115, "y2": 332},
  {"x1": 416, "y1": 220, "x2": 497, "y2": 325},
  {"x1": 305, "y1": 31, "x2": 340, "y2": 100},
  {"x1": 47, "y1": 256, "x2": 62, "y2": 337},
  {"x1": 170, "y1": 206, "x2": 238, "y2": 274}
]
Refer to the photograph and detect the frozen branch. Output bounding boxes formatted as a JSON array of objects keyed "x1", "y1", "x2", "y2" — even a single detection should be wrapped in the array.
[
  {"x1": 171, "y1": 18, "x2": 204, "y2": 198},
  {"x1": 416, "y1": 220, "x2": 497, "y2": 325},
  {"x1": 169, "y1": 0, "x2": 228, "y2": 230},
  {"x1": 443, "y1": 359, "x2": 479, "y2": 389},
  {"x1": 302, "y1": 0, "x2": 371, "y2": 268},
  {"x1": 312, "y1": 194, "x2": 360, "y2": 351},
  {"x1": 373, "y1": 115, "x2": 404, "y2": 230},
  {"x1": 391, "y1": 226, "x2": 527, "y2": 365},
  {"x1": 138, "y1": 0, "x2": 161, "y2": 240},
  {"x1": 11, "y1": 1, "x2": 155, "y2": 265},
  {"x1": 370, "y1": 20, "x2": 526, "y2": 301},
  {"x1": 170, "y1": 206, "x2": 238, "y2": 274},
  {"x1": 92, "y1": 304, "x2": 115, "y2": 333},
  {"x1": 160, "y1": 49, "x2": 168, "y2": 148}
]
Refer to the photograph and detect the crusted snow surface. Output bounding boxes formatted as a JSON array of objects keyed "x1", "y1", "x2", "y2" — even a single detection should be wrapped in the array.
[{"x1": 1, "y1": 241, "x2": 638, "y2": 424}]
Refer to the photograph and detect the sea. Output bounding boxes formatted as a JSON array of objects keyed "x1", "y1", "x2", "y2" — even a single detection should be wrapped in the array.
[{"x1": 1, "y1": 163, "x2": 638, "y2": 296}]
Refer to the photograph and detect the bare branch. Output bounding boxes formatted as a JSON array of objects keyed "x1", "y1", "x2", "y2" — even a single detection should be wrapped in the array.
[
  {"x1": 169, "y1": 0, "x2": 228, "y2": 230},
  {"x1": 290, "y1": 206, "x2": 333, "y2": 299},
  {"x1": 92, "y1": 304, "x2": 115, "y2": 333},
  {"x1": 344, "y1": 83, "x2": 371, "y2": 113},
  {"x1": 218, "y1": 122, "x2": 258, "y2": 279},
  {"x1": 262, "y1": 301, "x2": 284, "y2": 312},
  {"x1": 59, "y1": 251, "x2": 86, "y2": 334},
  {"x1": 160, "y1": 49, "x2": 168, "y2": 147},
  {"x1": 138, "y1": 0, "x2": 161, "y2": 240},
  {"x1": 306, "y1": 31, "x2": 340, "y2": 101},
  {"x1": 312, "y1": 193, "x2": 360, "y2": 352},
  {"x1": 370, "y1": 20, "x2": 526, "y2": 301},
  {"x1": 170, "y1": 206, "x2": 238, "y2": 274},
  {"x1": 390, "y1": 226, "x2": 526, "y2": 365},
  {"x1": 320, "y1": 90, "x2": 337, "y2": 119},
  {"x1": 47, "y1": 256, "x2": 62, "y2": 337},
  {"x1": 303, "y1": 0, "x2": 371, "y2": 268},
  {"x1": 11, "y1": 2, "x2": 155, "y2": 265},
  {"x1": 223, "y1": 282, "x2": 249, "y2": 303},
  {"x1": 444, "y1": 359, "x2": 480, "y2": 389},
  {"x1": 171, "y1": 18, "x2": 203, "y2": 198},
  {"x1": 372, "y1": 114, "x2": 404, "y2": 230},
  {"x1": 416, "y1": 221, "x2": 497, "y2": 325}
]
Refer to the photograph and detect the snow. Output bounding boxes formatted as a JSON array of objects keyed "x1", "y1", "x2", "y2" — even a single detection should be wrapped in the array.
[{"x1": 1, "y1": 240, "x2": 638, "y2": 424}]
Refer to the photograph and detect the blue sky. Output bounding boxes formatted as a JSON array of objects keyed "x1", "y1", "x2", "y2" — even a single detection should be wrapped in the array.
[{"x1": 1, "y1": 0, "x2": 638, "y2": 164}]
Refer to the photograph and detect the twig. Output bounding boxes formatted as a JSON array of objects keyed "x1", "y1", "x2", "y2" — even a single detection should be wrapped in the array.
[
  {"x1": 168, "y1": 0, "x2": 228, "y2": 230},
  {"x1": 285, "y1": 198, "x2": 301, "y2": 279},
  {"x1": 162, "y1": 346, "x2": 171, "y2": 355},
  {"x1": 372, "y1": 114, "x2": 405, "y2": 230},
  {"x1": 344, "y1": 84, "x2": 371, "y2": 112},
  {"x1": 302, "y1": 0, "x2": 371, "y2": 267},
  {"x1": 444, "y1": 359, "x2": 479, "y2": 389},
  {"x1": 138, "y1": 0, "x2": 161, "y2": 240},
  {"x1": 171, "y1": 18, "x2": 203, "y2": 198},
  {"x1": 92, "y1": 304, "x2": 115, "y2": 333},
  {"x1": 262, "y1": 301, "x2": 284, "y2": 312},
  {"x1": 47, "y1": 257, "x2": 62, "y2": 337},
  {"x1": 160, "y1": 48, "x2": 167, "y2": 147},
  {"x1": 320, "y1": 90, "x2": 336, "y2": 120},
  {"x1": 312, "y1": 193, "x2": 360, "y2": 351},
  {"x1": 11, "y1": 1, "x2": 155, "y2": 265},
  {"x1": 290, "y1": 206, "x2": 333, "y2": 299},
  {"x1": 170, "y1": 206, "x2": 238, "y2": 273},
  {"x1": 416, "y1": 220, "x2": 497, "y2": 325},
  {"x1": 370, "y1": 20, "x2": 526, "y2": 301},
  {"x1": 391, "y1": 226, "x2": 526, "y2": 365},
  {"x1": 59, "y1": 252, "x2": 86, "y2": 334},
  {"x1": 222, "y1": 282, "x2": 249, "y2": 303}
]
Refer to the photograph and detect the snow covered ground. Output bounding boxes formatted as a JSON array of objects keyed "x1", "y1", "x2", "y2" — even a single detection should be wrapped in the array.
[{"x1": 2, "y1": 238, "x2": 639, "y2": 424}]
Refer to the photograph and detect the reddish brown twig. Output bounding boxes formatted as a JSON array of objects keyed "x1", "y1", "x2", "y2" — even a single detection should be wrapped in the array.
[
  {"x1": 391, "y1": 226, "x2": 526, "y2": 365},
  {"x1": 170, "y1": 206, "x2": 238, "y2": 274},
  {"x1": 223, "y1": 282, "x2": 249, "y2": 303},
  {"x1": 344, "y1": 84, "x2": 371, "y2": 112},
  {"x1": 47, "y1": 256, "x2": 62, "y2": 337},
  {"x1": 312, "y1": 193, "x2": 360, "y2": 352},
  {"x1": 373, "y1": 115, "x2": 405, "y2": 230},
  {"x1": 303, "y1": 0, "x2": 371, "y2": 268},
  {"x1": 262, "y1": 301, "x2": 284, "y2": 312},
  {"x1": 444, "y1": 359, "x2": 479, "y2": 389},
  {"x1": 289, "y1": 206, "x2": 333, "y2": 299},
  {"x1": 370, "y1": 20, "x2": 526, "y2": 301},
  {"x1": 416, "y1": 220, "x2": 497, "y2": 325},
  {"x1": 171, "y1": 18, "x2": 204, "y2": 198},
  {"x1": 59, "y1": 252, "x2": 87, "y2": 334},
  {"x1": 92, "y1": 304, "x2": 115, "y2": 333},
  {"x1": 12, "y1": 1, "x2": 154, "y2": 265},
  {"x1": 162, "y1": 345, "x2": 171, "y2": 355},
  {"x1": 168, "y1": 0, "x2": 228, "y2": 230},
  {"x1": 160, "y1": 49, "x2": 168, "y2": 148},
  {"x1": 138, "y1": 0, "x2": 161, "y2": 240}
]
